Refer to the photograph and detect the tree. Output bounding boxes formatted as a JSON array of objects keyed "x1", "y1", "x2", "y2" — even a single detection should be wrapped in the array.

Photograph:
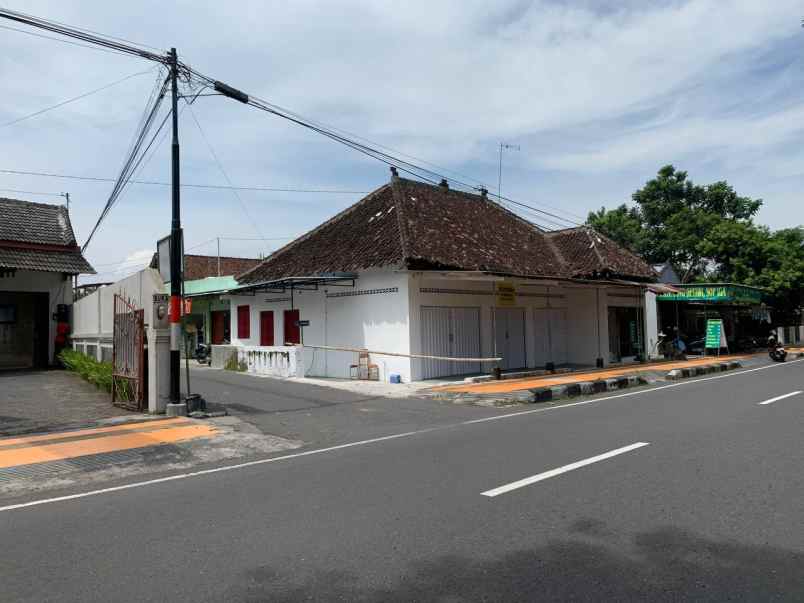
[
  {"x1": 588, "y1": 165, "x2": 763, "y2": 281},
  {"x1": 587, "y1": 166, "x2": 802, "y2": 317},
  {"x1": 586, "y1": 204, "x2": 644, "y2": 252}
]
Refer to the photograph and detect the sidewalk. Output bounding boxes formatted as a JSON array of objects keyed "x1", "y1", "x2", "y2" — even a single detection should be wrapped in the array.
[
  {"x1": 433, "y1": 354, "x2": 749, "y2": 395},
  {"x1": 0, "y1": 417, "x2": 215, "y2": 470}
]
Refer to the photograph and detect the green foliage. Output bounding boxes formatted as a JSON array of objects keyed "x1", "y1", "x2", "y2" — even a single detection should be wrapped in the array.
[
  {"x1": 588, "y1": 165, "x2": 802, "y2": 316},
  {"x1": 59, "y1": 348, "x2": 114, "y2": 392},
  {"x1": 587, "y1": 204, "x2": 644, "y2": 252}
]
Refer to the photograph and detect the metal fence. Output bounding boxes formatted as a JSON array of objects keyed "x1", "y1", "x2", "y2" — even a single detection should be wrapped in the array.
[{"x1": 112, "y1": 294, "x2": 145, "y2": 411}]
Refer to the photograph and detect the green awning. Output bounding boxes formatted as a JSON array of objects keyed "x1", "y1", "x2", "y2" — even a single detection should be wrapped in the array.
[{"x1": 656, "y1": 283, "x2": 765, "y2": 304}]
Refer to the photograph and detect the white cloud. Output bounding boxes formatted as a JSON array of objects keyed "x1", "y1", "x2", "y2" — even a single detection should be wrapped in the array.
[{"x1": 1, "y1": 0, "x2": 802, "y2": 270}]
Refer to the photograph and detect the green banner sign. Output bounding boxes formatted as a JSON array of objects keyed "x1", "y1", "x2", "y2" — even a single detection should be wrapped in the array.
[{"x1": 657, "y1": 284, "x2": 764, "y2": 304}]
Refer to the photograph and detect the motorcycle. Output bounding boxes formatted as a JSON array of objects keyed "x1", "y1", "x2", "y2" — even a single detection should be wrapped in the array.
[
  {"x1": 769, "y1": 343, "x2": 787, "y2": 362},
  {"x1": 195, "y1": 342, "x2": 211, "y2": 365}
]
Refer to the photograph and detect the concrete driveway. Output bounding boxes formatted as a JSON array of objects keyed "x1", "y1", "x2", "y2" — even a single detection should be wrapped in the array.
[{"x1": 0, "y1": 369, "x2": 137, "y2": 436}]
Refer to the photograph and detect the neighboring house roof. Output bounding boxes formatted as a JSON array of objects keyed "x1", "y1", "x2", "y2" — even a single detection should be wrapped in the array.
[
  {"x1": 0, "y1": 197, "x2": 95, "y2": 274},
  {"x1": 175, "y1": 276, "x2": 239, "y2": 297},
  {"x1": 237, "y1": 175, "x2": 655, "y2": 285},
  {"x1": 652, "y1": 262, "x2": 680, "y2": 284},
  {"x1": 149, "y1": 253, "x2": 262, "y2": 281},
  {"x1": 546, "y1": 227, "x2": 657, "y2": 280}
]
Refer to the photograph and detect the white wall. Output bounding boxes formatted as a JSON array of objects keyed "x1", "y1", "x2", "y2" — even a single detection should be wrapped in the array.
[
  {"x1": 71, "y1": 268, "x2": 165, "y2": 361},
  {"x1": 0, "y1": 269, "x2": 72, "y2": 365},
  {"x1": 408, "y1": 276, "x2": 653, "y2": 379},
  {"x1": 409, "y1": 275, "x2": 576, "y2": 380},
  {"x1": 225, "y1": 269, "x2": 412, "y2": 381}
]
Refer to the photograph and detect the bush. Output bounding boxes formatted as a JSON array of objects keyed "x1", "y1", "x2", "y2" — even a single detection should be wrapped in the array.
[{"x1": 59, "y1": 348, "x2": 114, "y2": 392}]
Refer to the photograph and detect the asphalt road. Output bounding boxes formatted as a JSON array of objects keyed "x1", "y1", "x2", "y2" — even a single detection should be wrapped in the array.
[{"x1": 2, "y1": 359, "x2": 803, "y2": 601}]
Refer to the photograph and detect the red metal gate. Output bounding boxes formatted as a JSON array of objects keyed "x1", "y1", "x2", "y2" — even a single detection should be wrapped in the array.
[{"x1": 112, "y1": 294, "x2": 145, "y2": 411}]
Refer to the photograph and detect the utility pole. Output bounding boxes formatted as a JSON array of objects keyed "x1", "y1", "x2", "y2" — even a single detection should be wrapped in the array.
[
  {"x1": 217, "y1": 237, "x2": 221, "y2": 277},
  {"x1": 497, "y1": 142, "x2": 520, "y2": 200},
  {"x1": 62, "y1": 192, "x2": 70, "y2": 209},
  {"x1": 167, "y1": 47, "x2": 186, "y2": 415}
]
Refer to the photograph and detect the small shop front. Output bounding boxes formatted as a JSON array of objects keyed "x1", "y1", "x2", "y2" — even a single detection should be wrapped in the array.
[{"x1": 656, "y1": 283, "x2": 771, "y2": 353}]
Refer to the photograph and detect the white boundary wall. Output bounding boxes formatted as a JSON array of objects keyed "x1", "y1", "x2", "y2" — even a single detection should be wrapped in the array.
[
  {"x1": 71, "y1": 268, "x2": 165, "y2": 361},
  {"x1": 225, "y1": 269, "x2": 411, "y2": 381}
]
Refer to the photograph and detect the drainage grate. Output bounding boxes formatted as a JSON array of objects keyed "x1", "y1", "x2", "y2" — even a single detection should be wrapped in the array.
[{"x1": 0, "y1": 444, "x2": 187, "y2": 483}]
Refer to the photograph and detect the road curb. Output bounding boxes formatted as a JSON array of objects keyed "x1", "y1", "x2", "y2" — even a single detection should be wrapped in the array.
[
  {"x1": 666, "y1": 360, "x2": 742, "y2": 381},
  {"x1": 431, "y1": 359, "x2": 756, "y2": 407}
]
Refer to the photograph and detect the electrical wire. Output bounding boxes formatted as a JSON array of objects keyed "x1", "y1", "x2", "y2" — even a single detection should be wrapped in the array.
[
  {"x1": 0, "y1": 8, "x2": 168, "y2": 63},
  {"x1": 3, "y1": 9, "x2": 584, "y2": 229},
  {"x1": 187, "y1": 69, "x2": 584, "y2": 228},
  {"x1": 0, "y1": 169, "x2": 369, "y2": 194},
  {"x1": 81, "y1": 75, "x2": 170, "y2": 252},
  {"x1": 0, "y1": 188, "x2": 64, "y2": 197},
  {"x1": 0, "y1": 68, "x2": 155, "y2": 128},
  {"x1": 0, "y1": 23, "x2": 136, "y2": 57},
  {"x1": 184, "y1": 102, "x2": 270, "y2": 246}
]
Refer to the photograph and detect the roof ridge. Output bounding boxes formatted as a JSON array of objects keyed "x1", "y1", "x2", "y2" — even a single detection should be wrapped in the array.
[
  {"x1": 390, "y1": 175, "x2": 410, "y2": 262},
  {"x1": 235, "y1": 182, "x2": 393, "y2": 282},
  {"x1": 585, "y1": 226, "x2": 606, "y2": 266}
]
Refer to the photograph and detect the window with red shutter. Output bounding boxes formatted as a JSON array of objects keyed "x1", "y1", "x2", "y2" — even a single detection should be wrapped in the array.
[{"x1": 237, "y1": 305, "x2": 250, "y2": 339}]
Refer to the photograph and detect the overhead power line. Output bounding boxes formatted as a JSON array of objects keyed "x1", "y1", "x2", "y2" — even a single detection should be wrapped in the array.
[
  {"x1": 184, "y1": 102, "x2": 269, "y2": 246},
  {"x1": 0, "y1": 188, "x2": 64, "y2": 197},
  {"x1": 81, "y1": 74, "x2": 170, "y2": 252},
  {"x1": 1, "y1": 7, "x2": 584, "y2": 238},
  {"x1": 0, "y1": 168, "x2": 369, "y2": 194},
  {"x1": 0, "y1": 8, "x2": 167, "y2": 63},
  {"x1": 0, "y1": 68, "x2": 154, "y2": 128}
]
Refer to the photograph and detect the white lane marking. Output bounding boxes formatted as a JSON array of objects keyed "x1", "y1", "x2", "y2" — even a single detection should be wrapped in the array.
[
  {"x1": 0, "y1": 428, "x2": 441, "y2": 513},
  {"x1": 465, "y1": 359, "x2": 804, "y2": 425},
  {"x1": 758, "y1": 390, "x2": 802, "y2": 406},
  {"x1": 481, "y1": 442, "x2": 650, "y2": 498},
  {"x1": 1, "y1": 359, "x2": 800, "y2": 513}
]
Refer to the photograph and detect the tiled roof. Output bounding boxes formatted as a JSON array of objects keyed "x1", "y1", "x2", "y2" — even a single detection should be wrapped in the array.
[
  {"x1": 237, "y1": 176, "x2": 655, "y2": 284},
  {"x1": 546, "y1": 227, "x2": 656, "y2": 279},
  {"x1": 0, "y1": 248, "x2": 95, "y2": 274},
  {"x1": 0, "y1": 197, "x2": 94, "y2": 274},
  {"x1": 0, "y1": 197, "x2": 78, "y2": 245},
  {"x1": 149, "y1": 253, "x2": 262, "y2": 280}
]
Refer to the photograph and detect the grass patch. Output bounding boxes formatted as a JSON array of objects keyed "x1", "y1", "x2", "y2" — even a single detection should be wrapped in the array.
[
  {"x1": 60, "y1": 349, "x2": 138, "y2": 403},
  {"x1": 59, "y1": 349, "x2": 113, "y2": 392}
]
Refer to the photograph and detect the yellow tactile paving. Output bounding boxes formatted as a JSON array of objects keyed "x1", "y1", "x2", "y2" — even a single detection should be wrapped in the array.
[
  {"x1": 0, "y1": 417, "x2": 189, "y2": 449},
  {"x1": 0, "y1": 419, "x2": 216, "y2": 469},
  {"x1": 435, "y1": 355, "x2": 748, "y2": 394}
]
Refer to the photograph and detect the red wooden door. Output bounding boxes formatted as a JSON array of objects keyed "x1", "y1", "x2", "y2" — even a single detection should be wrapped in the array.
[
  {"x1": 260, "y1": 311, "x2": 274, "y2": 346},
  {"x1": 211, "y1": 311, "x2": 225, "y2": 344},
  {"x1": 283, "y1": 309, "x2": 300, "y2": 345}
]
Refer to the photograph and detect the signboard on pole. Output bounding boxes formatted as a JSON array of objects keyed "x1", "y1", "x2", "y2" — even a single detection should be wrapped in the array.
[
  {"x1": 705, "y1": 319, "x2": 727, "y2": 351},
  {"x1": 156, "y1": 231, "x2": 184, "y2": 284},
  {"x1": 496, "y1": 282, "x2": 516, "y2": 307}
]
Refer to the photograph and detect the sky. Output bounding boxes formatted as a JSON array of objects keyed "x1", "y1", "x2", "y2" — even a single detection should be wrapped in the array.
[{"x1": 1, "y1": 0, "x2": 803, "y2": 284}]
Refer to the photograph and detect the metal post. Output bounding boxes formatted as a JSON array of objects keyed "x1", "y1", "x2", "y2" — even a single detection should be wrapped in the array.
[
  {"x1": 596, "y1": 287, "x2": 604, "y2": 368},
  {"x1": 498, "y1": 142, "x2": 503, "y2": 200},
  {"x1": 167, "y1": 47, "x2": 185, "y2": 415}
]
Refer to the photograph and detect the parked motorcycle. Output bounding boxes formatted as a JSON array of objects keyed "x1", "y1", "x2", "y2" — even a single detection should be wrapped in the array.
[{"x1": 195, "y1": 342, "x2": 211, "y2": 365}]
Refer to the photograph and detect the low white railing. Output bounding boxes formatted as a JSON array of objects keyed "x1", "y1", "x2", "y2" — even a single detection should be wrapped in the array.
[{"x1": 236, "y1": 345, "x2": 305, "y2": 378}]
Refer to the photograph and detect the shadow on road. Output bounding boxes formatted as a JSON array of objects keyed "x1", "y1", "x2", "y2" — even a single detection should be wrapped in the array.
[{"x1": 230, "y1": 523, "x2": 804, "y2": 601}]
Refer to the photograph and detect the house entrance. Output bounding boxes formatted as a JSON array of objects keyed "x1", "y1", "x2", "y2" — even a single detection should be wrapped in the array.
[{"x1": 608, "y1": 306, "x2": 641, "y2": 363}]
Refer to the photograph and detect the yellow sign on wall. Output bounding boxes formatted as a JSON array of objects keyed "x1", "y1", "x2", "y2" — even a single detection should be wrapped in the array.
[{"x1": 496, "y1": 282, "x2": 516, "y2": 306}]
